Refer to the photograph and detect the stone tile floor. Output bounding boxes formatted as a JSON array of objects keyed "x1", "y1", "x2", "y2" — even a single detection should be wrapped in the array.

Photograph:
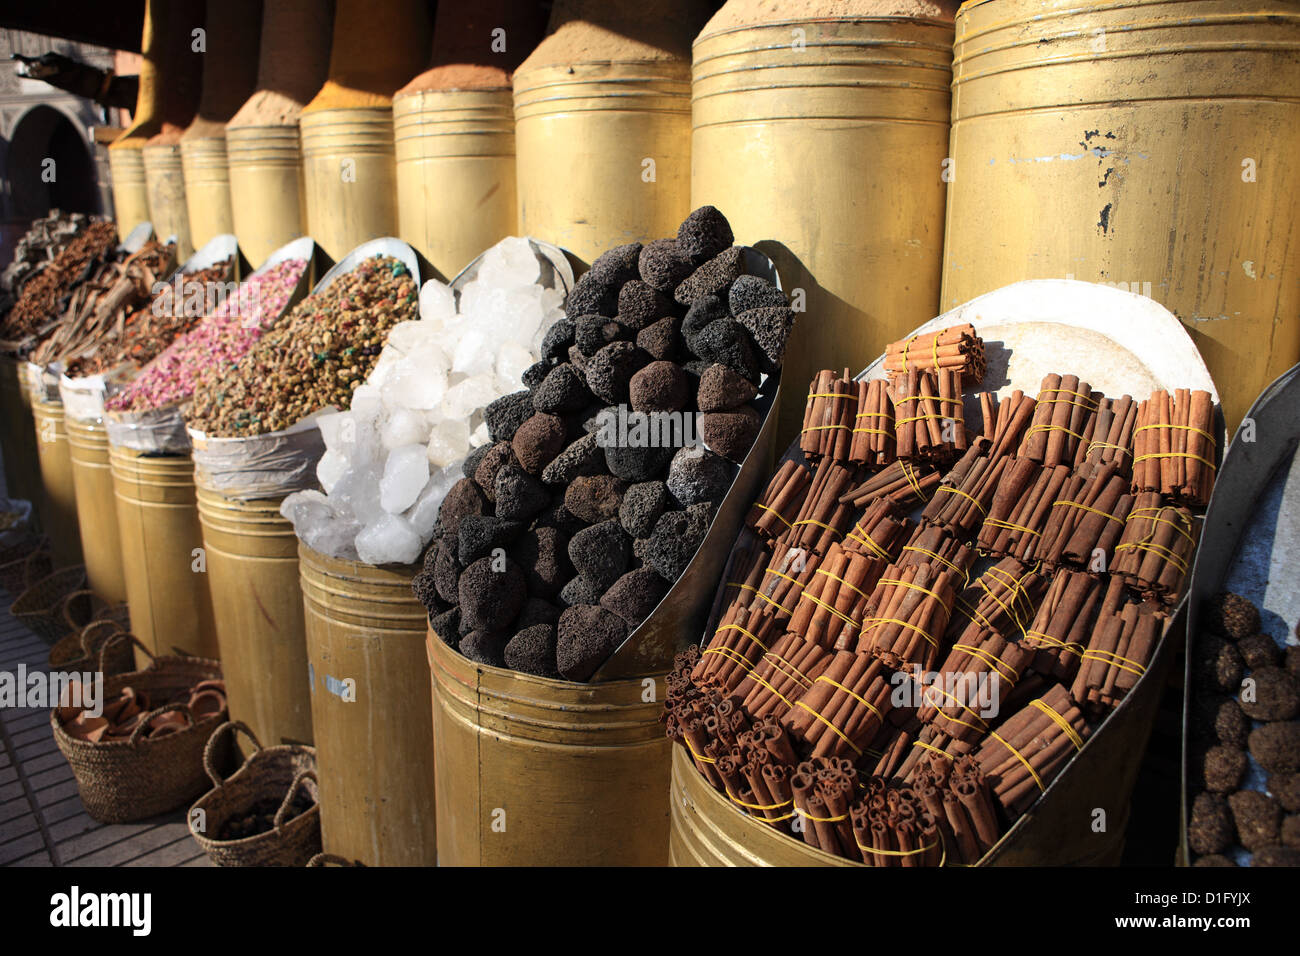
[{"x1": 0, "y1": 591, "x2": 209, "y2": 867}]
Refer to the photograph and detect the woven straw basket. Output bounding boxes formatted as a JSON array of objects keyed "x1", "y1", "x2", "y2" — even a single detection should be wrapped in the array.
[
  {"x1": 51, "y1": 652, "x2": 228, "y2": 823},
  {"x1": 0, "y1": 539, "x2": 51, "y2": 594},
  {"x1": 12, "y1": 565, "x2": 87, "y2": 643},
  {"x1": 49, "y1": 623, "x2": 140, "y2": 677},
  {"x1": 189, "y1": 722, "x2": 321, "y2": 867}
]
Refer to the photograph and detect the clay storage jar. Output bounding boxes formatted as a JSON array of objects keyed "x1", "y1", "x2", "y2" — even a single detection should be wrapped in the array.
[
  {"x1": 226, "y1": 0, "x2": 334, "y2": 267},
  {"x1": 298, "y1": 0, "x2": 432, "y2": 261},
  {"x1": 393, "y1": 0, "x2": 547, "y2": 279},
  {"x1": 179, "y1": 0, "x2": 263, "y2": 251},
  {"x1": 513, "y1": 0, "x2": 713, "y2": 265},
  {"x1": 109, "y1": 0, "x2": 204, "y2": 242},
  {"x1": 692, "y1": 0, "x2": 956, "y2": 444},
  {"x1": 942, "y1": 0, "x2": 1300, "y2": 431}
]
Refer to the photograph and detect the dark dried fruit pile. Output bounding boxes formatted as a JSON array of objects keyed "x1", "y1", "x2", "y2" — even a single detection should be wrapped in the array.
[
  {"x1": 1188, "y1": 591, "x2": 1300, "y2": 867},
  {"x1": 412, "y1": 206, "x2": 795, "y2": 682},
  {"x1": 216, "y1": 788, "x2": 316, "y2": 842}
]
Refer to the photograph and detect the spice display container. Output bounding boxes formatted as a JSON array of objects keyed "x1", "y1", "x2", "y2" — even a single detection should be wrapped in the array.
[
  {"x1": 142, "y1": 143, "x2": 193, "y2": 261},
  {"x1": 65, "y1": 417, "x2": 128, "y2": 604},
  {"x1": 107, "y1": 147, "x2": 151, "y2": 242},
  {"x1": 32, "y1": 397, "x2": 82, "y2": 569}
]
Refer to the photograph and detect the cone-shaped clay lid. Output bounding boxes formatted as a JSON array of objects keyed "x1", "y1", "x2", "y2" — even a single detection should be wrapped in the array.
[
  {"x1": 228, "y1": 0, "x2": 335, "y2": 129},
  {"x1": 398, "y1": 0, "x2": 548, "y2": 94},
  {"x1": 113, "y1": 0, "x2": 203, "y2": 149},
  {"x1": 303, "y1": 0, "x2": 433, "y2": 112},
  {"x1": 702, "y1": 0, "x2": 959, "y2": 35},
  {"x1": 518, "y1": 0, "x2": 714, "y2": 72},
  {"x1": 182, "y1": 0, "x2": 263, "y2": 141}
]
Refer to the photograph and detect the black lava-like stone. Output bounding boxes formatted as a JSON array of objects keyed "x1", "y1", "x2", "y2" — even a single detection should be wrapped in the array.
[
  {"x1": 556, "y1": 605, "x2": 628, "y2": 681},
  {"x1": 697, "y1": 362, "x2": 758, "y2": 412},
  {"x1": 737, "y1": 305, "x2": 795, "y2": 370},
  {"x1": 600, "y1": 566, "x2": 670, "y2": 629},
  {"x1": 458, "y1": 556, "x2": 526, "y2": 632},
  {"x1": 1199, "y1": 697, "x2": 1250, "y2": 750},
  {"x1": 1198, "y1": 636, "x2": 1244, "y2": 695},
  {"x1": 728, "y1": 274, "x2": 786, "y2": 315},
  {"x1": 693, "y1": 318, "x2": 760, "y2": 383},
  {"x1": 516, "y1": 597, "x2": 561, "y2": 630},
  {"x1": 494, "y1": 465, "x2": 551, "y2": 523},
  {"x1": 512, "y1": 413, "x2": 568, "y2": 475},
  {"x1": 485, "y1": 391, "x2": 534, "y2": 443},
  {"x1": 1240, "y1": 666, "x2": 1300, "y2": 721},
  {"x1": 436, "y1": 477, "x2": 488, "y2": 538},
  {"x1": 1239, "y1": 632, "x2": 1282, "y2": 670},
  {"x1": 473, "y1": 442, "x2": 516, "y2": 502},
  {"x1": 617, "y1": 280, "x2": 675, "y2": 331},
  {"x1": 541, "y1": 432, "x2": 604, "y2": 485},
  {"x1": 1192, "y1": 854, "x2": 1237, "y2": 867},
  {"x1": 430, "y1": 606, "x2": 461, "y2": 648},
  {"x1": 676, "y1": 205, "x2": 734, "y2": 261},
  {"x1": 568, "y1": 520, "x2": 632, "y2": 591},
  {"x1": 1188, "y1": 792, "x2": 1234, "y2": 856},
  {"x1": 636, "y1": 316, "x2": 681, "y2": 361},
  {"x1": 586, "y1": 341, "x2": 649, "y2": 404},
  {"x1": 639, "y1": 238, "x2": 695, "y2": 293},
  {"x1": 565, "y1": 272, "x2": 618, "y2": 319},
  {"x1": 504, "y1": 624, "x2": 559, "y2": 678},
  {"x1": 1287, "y1": 645, "x2": 1300, "y2": 680},
  {"x1": 700, "y1": 407, "x2": 761, "y2": 463},
  {"x1": 432, "y1": 539, "x2": 461, "y2": 604},
  {"x1": 522, "y1": 360, "x2": 552, "y2": 390},
  {"x1": 457, "y1": 515, "x2": 524, "y2": 566},
  {"x1": 575, "y1": 314, "x2": 630, "y2": 357},
  {"x1": 462, "y1": 443, "x2": 493, "y2": 480},
  {"x1": 667, "y1": 446, "x2": 734, "y2": 507},
  {"x1": 588, "y1": 241, "x2": 643, "y2": 286},
  {"x1": 673, "y1": 246, "x2": 744, "y2": 306},
  {"x1": 565, "y1": 474, "x2": 626, "y2": 524},
  {"x1": 540, "y1": 318, "x2": 576, "y2": 362},
  {"x1": 1229, "y1": 790, "x2": 1281, "y2": 851},
  {"x1": 572, "y1": 402, "x2": 608, "y2": 436},
  {"x1": 619, "y1": 481, "x2": 672, "y2": 539},
  {"x1": 1249, "y1": 721, "x2": 1300, "y2": 774},
  {"x1": 460, "y1": 630, "x2": 508, "y2": 668},
  {"x1": 604, "y1": 443, "x2": 673, "y2": 483},
  {"x1": 531, "y1": 500, "x2": 587, "y2": 539},
  {"x1": 509, "y1": 526, "x2": 571, "y2": 601},
  {"x1": 645, "y1": 502, "x2": 714, "y2": 581},
  {"x1": 1202, "y1": 744, "x2": 1248, "y2": 793},
  {"x1": 568, "y1": 344, "x2": 588, "y2": 372},
  {"x1": 1253, "y1": 846, "x2": 1300, "y2": 866},
  {"x1": 1205, "y1": 592, "x2": 1261, "y2": 640},
  {"x1": 681, "y1": 295, "x2": 728, "y2": 352},
  {"x1": 1271, "y1": 772, "x2": 1300, "y2": 812},
  {"x1": 559, "y1": 574, "x2": 604, "y2": 608},
  {"x1": 532, "y1": 363, "x2": 593, "y2": 414},
  {"x1": 629, "y1": 361, "x2": 689, "y2": 413},
  {"x1": 411, "y1": 570, "x2": 441, "y2": 615}
]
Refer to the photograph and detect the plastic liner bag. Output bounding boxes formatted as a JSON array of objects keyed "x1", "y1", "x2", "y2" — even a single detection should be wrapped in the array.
[
  {"x1": 189, "y1": 409, "x2": 335, "y2": 501},
  {"x1": 59, "y1": 366, "x2": 137, "y2": 424},
  {"x1": 26, "y1": 361, "x2": 61, "y2": 403},
  {"x1": 105, "y1": 403, "x2": 190, "y2": 455}
]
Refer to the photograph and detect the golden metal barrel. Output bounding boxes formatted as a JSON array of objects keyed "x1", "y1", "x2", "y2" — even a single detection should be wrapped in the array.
[
  {"x1": 942, "y1": 0, "x2": 1300, "y2": 429},
  {"x1": 31, "y1": 399, "x2": 81, "y2": 569},
  {"x1": 179, "y1": 137, "x2": 236, "y2": 252},
  {"x1": 64, "y1": 418, "x2": 127, "y2": 603},
  {"x1": 692, "y1": 9, "x2": 954, "y2": 440},
  {"x1": 107, "y1": 147, "x2": 151, "y2": 241},
  {"x1": 142, "y1": 143, "x2": 193, "y2": 259},
  {"x1": 0, "y1": 357, "x2": 42, "y2": 520},
  {"x1": 513, "y1": 61, "x2": 693, "y2": 265},
  {"x1": 194, "y1": 486, "x2": 313, "y2": 746},
  {"x1": 299, "y1": 108, "x2": 398, "y2": 262},
  {"x1": 393, "y1": 89, "x2": 517, "y2": 280},
  {"x1": 428, "y1": 630, "x2": 671, "y2": 866},
  {"x1": 226, "y1": 126, "x2": 307, "y2": 268},
  {"x1": 299, "y1": 544, "x2": 435, "y2": 867},
  {"x1": 109, "y1": 445, "x2": 217, "y2": 660}
]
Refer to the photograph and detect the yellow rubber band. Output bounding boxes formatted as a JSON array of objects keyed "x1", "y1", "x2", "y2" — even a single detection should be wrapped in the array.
[
  {"x1": 806, "y1": 392, "x2": 858, "y2": 401},
  {"x1": 1081, "y1": 647, "x2": 1147, "y2": 678},
  {"x1": 793, "y1": 701, "x2": 862, "y2": 756},
  {"x1": 1024, "y1": 629, "x2": 1084, "y2": 659},
  {"x1": 793, "y1": 517, "x2": 844, "y2": 537},
  {"x1": 795, "y1": 807, "x2": 850, "y2": 823},
  {"x1": 716, "y1": 623, "x2": 768, "y2": 653},
  {"x1": 726, "y1": 581, "x2": 759, "y2": 595},
  {"x1": 748, "y1": 673, "x2": 795, "y2": 711},
  {"x1": 724, "y1": 788, "x2": 794, "y2": 812},
  {"x1": 846, "y1": 525, "x2": 893, "y2": 561},
  {"x1": 1133, "y1": 451, "x2": 1217, "y2": 471},
  {"x1": 800, "y1": 591, "x2": 860, "y2": 631},
  {"x1": 878, "y1": 577, "x2": 952, "y2": 617},
  {"x1": 856, "y1": 410, "x2": 891, "y2": 419},
  {"x1": 1114, "y1": 540, "x2": 1188, "y2": 575},
  {"x1": 814, "y1": 675, "x2": 883, "y2": 722},
  {"x1": 1134, "y1": 422, "x2": 1216, "y2": 446},
  {"x1": 987, "y1": 731, "x2": 1044, "y2": 792},
  {"x1": 814, "y1": 567, "x2": 872, "y2": 603},
  {"x1": 1127, "y1": 508, "x2": 1195, "y2": 545},
  {"x1": 1051, "y1": 499, "x2": 1124, "y2": 526},
  {"x1": 753, "y1": 590, "x2": 797, "y2": 617},
  {"x1": 766, "y1": 568, "x2": 803, "y2": 587},
  {"x1": 936, "y1": 484, "x2": 988, "y2": 516},
  {"x1": 683, "y1": 737, "x2": 716, "y2": 765},
  {"x1": 860, "y1": 616, "x2": 938, "y2": 649},
  {"x1": 752, "y1": 501, "x2": 794, "y2": 530},
  {"x1": 1087, "y1": 440, "x2": 1133, "y2": 459},
  {"x1": 983, "y1": 517, "x2": 1042, "y2": 537},
  {"x1": 901, "y1": 545, "x2": 969, "y2": 582},
  {"x1": 856, "y1": 838, "x2": 939, "y2": 858},
  {"x1": 702, "y1": 645, "x2": 755, "y2": 675},
  {"x1": 1030, "y1": 698, "x2": 1085, "y2": 750},
  {"x1": 1037, "y1": 387, "x2": 1097, "y2": 409},
  {"x1": 900, "y1": 461, "x2": 928, "y2": 500},
  {"x1": 763, "y1": 651, "x2": 813, "y2": 690},
  {"x1": 911, "y1": 739, "x2": 955, "y2": 760},
  {"x1": 952, "y1": 642, "x2": 1019, "y2": 683},
  {"x1": 1025, "y1": 423, "x2": 1085, "y2": 441},
  {"x1": 801, "y1": 423, "x2": 850, "y2": 433},
  {"x1": 851, "y1": 427, "x2": 893, "y2": 437}
]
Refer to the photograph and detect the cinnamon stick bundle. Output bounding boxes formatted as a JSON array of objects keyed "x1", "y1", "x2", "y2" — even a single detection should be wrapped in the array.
[
  {"x1": 891, "y1": 368, "x2": 967, "y2": 463},
  {"x1": 788, "y1": 462, "x2": 857, "y2": 555},
  {"x1": 1131, "y1": 388, "x2": 1217, "y2": 506},
  {"x1": 718, "y1": 538, "x2": 770, "y2": 611},
  {"x1": 736, "y1": 632, "x2": 833, "y2": 720},
  {"x1": 919, "y1": 630, "x2": 1032, "y2": 743},
  {"x1": 799, "y1": 369, "x2": 856, "y2": 462},
  {"x1": 1018, "y1": 374, "x2": 1098, "y2": 468},
  {"x1": 884, "y1": 323, "x2": 985, "y2": 384},
  {"x1": 783, "y1": 651, "x2": 895, "y2": 760},
  {"x1": 746, "y1": 459, "x2": 812, "y2": 540},
  {"x1": 1022, "y1": 569, "x2": 1105, "y2": 683},
  {"x1": 1071, "y1": 586, "x2": 1167, "y2": 712},
  {"x1": 1037, "y1": 460, "x2": 1135, "y2": 571},
  {"x1": 974, "y1": 683, "x2": 1092, "y2": 816},
  {"x1": 840, "y1": 459, "x2": 940, "y2": 510},
  {"x1": 1111, "y1": 493, "x2": 1197, "y2": 602},
  {"x1": 948, "y1": 558, "x2": 1046, "y2": 645},
  {"x1": 843, "y1": 498, "x2": 912, "y2": 563},
  {"x1": 1075, "y1": 394, "x2": 1137, "y2": 479},
  {"x1": 898, "y1": 525, "x2": 976, "y2": 582},
  {"x1": 848, "y1": 378, "x2": 896, "y2": 466},
  {"x1": 981, "y1": 389, "x2": 1039, "y2": 461},
  {"x1": 693, "y1": 602, "x2": 786, "y2": 692},
  {"x1": 747, "y1": 537, "x2": 823, "y2": 620},
  {"x1": 921, "y1": 440, "x2": 1007, "y2": 537},
  {"x1": 788, "y1": 542, "x2": 886, "y2": 649},
  {"x1": 912, "y1": 755, "x2": 1001, "y2": 865},
  {"x1": 791, "y1": 758, "x2": 861, "y2": 859},
  {"x1": 857, "y1": 561, "x2": 961, "y2": 669}
]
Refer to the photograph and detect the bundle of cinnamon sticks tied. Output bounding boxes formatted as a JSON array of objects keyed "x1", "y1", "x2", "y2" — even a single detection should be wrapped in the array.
[{"x1": 667, "y1": 340, "x2": 1218, "y2": 865}]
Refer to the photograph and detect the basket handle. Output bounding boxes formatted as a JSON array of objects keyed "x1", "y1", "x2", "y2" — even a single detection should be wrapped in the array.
[
  {"x1": 306, "y1": 853, "x2": 355, "y2": 867},
  {"x1": 203, "y1": 720, "x2": 262, "y2": 788},
  {"x1": 128, "y1": 702, "x2": 194, "y2": 747},
  {"x1": 60, "y1": 589, "x2": 103, "y2": 630},
  {"x1": 274, "y1": 769, "x2": 318, "y2": 831},
  {"x1": 96, "y1": 631, "x2": 151, "y2": 671}
]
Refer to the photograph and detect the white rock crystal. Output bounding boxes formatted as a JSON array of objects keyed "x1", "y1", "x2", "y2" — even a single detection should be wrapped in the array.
[{"x1": 281, "y1": 237, "x2": 567, "y2": 563}]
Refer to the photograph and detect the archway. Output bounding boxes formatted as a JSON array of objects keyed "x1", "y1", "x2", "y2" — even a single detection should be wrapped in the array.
[{"x1": 7, "y1": 104, "x2": 99, "y2": 218}]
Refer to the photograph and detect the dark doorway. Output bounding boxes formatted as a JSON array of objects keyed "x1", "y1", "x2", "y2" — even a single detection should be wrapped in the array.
[{"x1": 7, "y1": 104, "x2": 99, "y2": 218}]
